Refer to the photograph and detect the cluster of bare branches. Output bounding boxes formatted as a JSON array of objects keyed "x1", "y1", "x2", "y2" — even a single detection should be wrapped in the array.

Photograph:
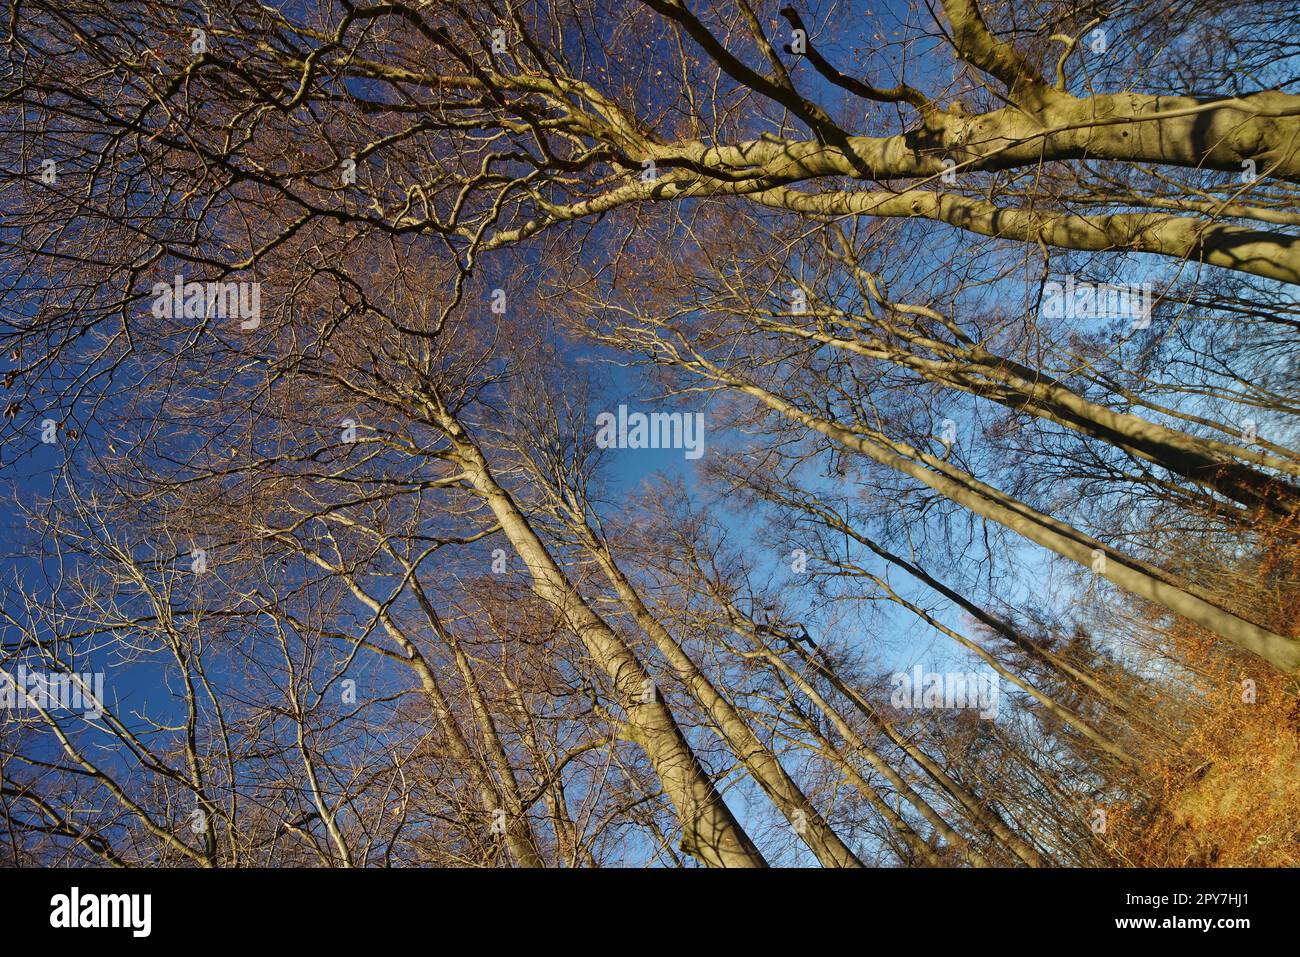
[{"x1": 0, "y1": 0, "x2": 1296, "y2": 867}]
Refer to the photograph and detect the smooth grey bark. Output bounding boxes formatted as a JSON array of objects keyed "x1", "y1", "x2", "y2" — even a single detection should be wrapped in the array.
[
  {"x1": 771, "y1": 318, "x2": 1300, "y2": 520},
  {"x1": 429, "y1": 402, "x2": 768, "y2": 867},
  {"x1": 669, "y1": 353, "x2": 1300, "y2": 674},
  {"x1": 576, "y1": 525, "x2": 864, "y2": 867}
]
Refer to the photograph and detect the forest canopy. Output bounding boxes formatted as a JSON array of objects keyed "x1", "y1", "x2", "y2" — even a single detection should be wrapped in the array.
[{"x1": 1, "y1": 0, "x2": 1298, "y2": 868}]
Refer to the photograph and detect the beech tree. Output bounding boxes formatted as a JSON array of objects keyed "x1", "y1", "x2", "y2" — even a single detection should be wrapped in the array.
[{"x1": 1, "y1": 0, "x2": 1297, "y2": 867}]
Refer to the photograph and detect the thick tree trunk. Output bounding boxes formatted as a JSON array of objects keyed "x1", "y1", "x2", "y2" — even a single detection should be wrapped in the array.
[
  {"x1": 432, "y1": 406, "x2": 768, "y2": 867},
  {"x1": 763, "y1": 317, "x2": 1300, "y2": 519},
  {"x1": 578, "y1": 528, "x2": 864, "y2": 866},
  {"x1": 696, "y1": 366, "x2": 1300, "y2": 673}
]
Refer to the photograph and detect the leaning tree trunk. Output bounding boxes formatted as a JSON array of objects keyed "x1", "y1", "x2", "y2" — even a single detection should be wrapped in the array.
[
  {"x1": 701, "y1": 365, "x2": 1300, "y2": 675},
  {"x1": 430, "y1": 402, "x2": 767, "y2": 867},
  {"x1": 573, "y1": 522, "x2": 864, "y2": 866}
]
